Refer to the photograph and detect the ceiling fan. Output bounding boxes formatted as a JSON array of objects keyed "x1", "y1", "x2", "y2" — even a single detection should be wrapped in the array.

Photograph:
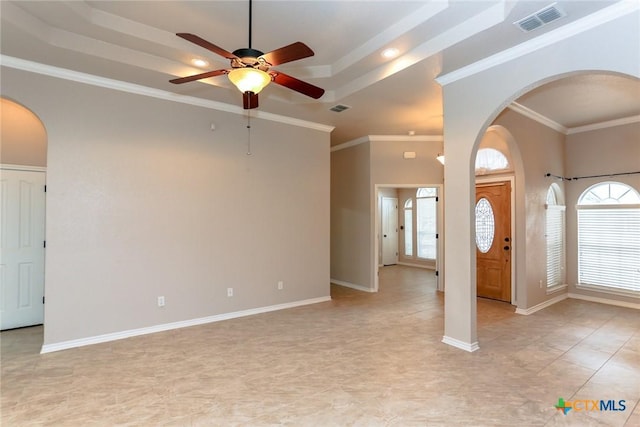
[{"x1": 170, "y1": 0, "x2": 324, "y2": 109}]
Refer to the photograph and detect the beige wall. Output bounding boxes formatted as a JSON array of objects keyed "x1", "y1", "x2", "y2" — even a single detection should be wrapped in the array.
[
  {"x1": 330, "y1": 142, "x2": 371, "y2": 288},
  {"x1": 370, "y1": 139, "x2": 443, "y2": 185},
  {"x1": 1, "y1": 97, "x2": 47, "y2": 166},
  {"x1": 565, "y1": 122, "x2": 640, "y2": 304},
  {"x1": 2, "y1": 67, "x2": 330, "y2": 346}
]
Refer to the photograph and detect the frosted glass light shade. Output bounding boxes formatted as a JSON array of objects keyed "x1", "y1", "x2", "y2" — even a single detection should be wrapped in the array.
[{"x1": 228, "y1": 68, "x2": 271, "y2": 94}]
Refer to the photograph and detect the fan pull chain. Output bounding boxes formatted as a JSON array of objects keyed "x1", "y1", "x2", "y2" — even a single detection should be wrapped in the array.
[{"x1": 246, "y1": 111, "x2": 252, "y2": 156}]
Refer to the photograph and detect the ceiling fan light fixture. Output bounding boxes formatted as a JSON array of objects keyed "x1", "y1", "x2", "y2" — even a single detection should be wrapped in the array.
[{"x1": 228, "y1": 68, "x2": 271, "y2": 94}]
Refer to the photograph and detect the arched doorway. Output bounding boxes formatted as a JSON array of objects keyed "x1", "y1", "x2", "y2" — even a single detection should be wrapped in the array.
[{"x1": 440, "y1": 10, "x2": 639, "y2": 351}]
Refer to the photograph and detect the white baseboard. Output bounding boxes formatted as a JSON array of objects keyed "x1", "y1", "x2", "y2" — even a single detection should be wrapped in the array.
[
  {"x1": 330, "y1": 278, "x2": 375, "y2": 293},
  {"x1": 396, "y1": 262, "x2": 435, "y2": 270},
  {"x1": 568, "y1": 293, "x2": 640, "y2": 310},
  {"x1": 442, "y1": 335, "x2": 480, "y2": 352},
  {"x1": 40, "y1": 296, "x2": 331, "y2": 354},
  {"x1": 515, "y1": 293, "x2": 568, "y2": 315}
]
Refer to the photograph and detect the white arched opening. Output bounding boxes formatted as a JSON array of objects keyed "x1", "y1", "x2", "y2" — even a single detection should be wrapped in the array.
[{"x1": 439, "y1": 7, "x2": 640, "y2": 352}]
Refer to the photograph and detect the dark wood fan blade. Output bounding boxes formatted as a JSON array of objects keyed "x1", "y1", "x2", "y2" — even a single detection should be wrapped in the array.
[
  {"x1": 169, "y1": 69, "x2": 229, "y2": 84},
  {"x1": 260, "y1": 42, "x2": 314, "y2": 66},
  {"x1": 243, "y1": 92, "x2": 259, "y2": 109},
  {"x1": 176, "y1": 33, "x2": 239, "y2": 60},
  {"x1": 271, "y1": 72, "x2": 324, "y2": 99}
]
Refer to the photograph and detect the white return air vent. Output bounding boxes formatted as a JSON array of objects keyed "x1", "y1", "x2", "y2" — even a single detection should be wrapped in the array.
[
  {"x1": 329, "y1": 104, "x2": 351, "y2": 113},
  {"x1": 514, "y1": 3, "x2": 566, "y2": 32}
]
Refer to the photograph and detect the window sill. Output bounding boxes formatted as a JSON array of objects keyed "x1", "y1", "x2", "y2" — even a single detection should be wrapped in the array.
[
  {"x1": 576, "y1": 283, "x2": 640, "y2": 299},
  {"x1": 546, "y1": 284, "x2": 568, "y2": 295}
]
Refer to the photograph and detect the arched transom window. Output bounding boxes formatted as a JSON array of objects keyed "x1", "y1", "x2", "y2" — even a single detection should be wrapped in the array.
[{"x1": 475, "y1": 148, "x2": 511, "y2": 175}]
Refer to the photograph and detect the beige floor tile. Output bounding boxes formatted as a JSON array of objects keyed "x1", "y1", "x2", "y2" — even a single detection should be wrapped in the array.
[{"x1": 2, "y1": 266, "x2": 638, "y2": 426}]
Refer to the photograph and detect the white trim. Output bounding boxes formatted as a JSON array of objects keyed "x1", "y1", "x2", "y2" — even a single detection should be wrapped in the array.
[
  {"x1": 568, "y1": 292, "x2": 640, "y2": 310},
  {"x1": 0, "y1": 164, "x2": 47, "y2": 172},
  {"x1": 567, "y1": 115, "x2": 640, "y2": 135},
  {"x1": 40, "y1": 296, "x2": 331, "y2": 354},
  {"x1": 507, "y1": 102, "x2": 567, "y2": 134},
  {"x1": 331, "y1": 134, "x2": 443, "y2": 152},
  {"x1": 509, "y1": 103, "x2": 640, "y2": 136},
  {"x1": 575, "y1": 283, "x2": 640, "y2": 299},
  {"x1": 330, "y1": 136, "x2": 370, "y2": 152},
  {"x1": 442, "y1": 336, "x2": 480, "y2": 352},
  {"x1": 515, "y1": 292, "x2": 568, "y2": 315},
  {"x1": 1, "y1": 55, "x2": 334, "y2": 133},
  {"x1": 436, "y1": 1, "x2": 640, "y2": 86},
  {"x1": 397, "y1": 262, "x2": 434, "y2": 270},
  {"x1": 331, "y1": 279, "x2": 375, "y2": 293},
  {"x1": 546, "y1": 283, "x2": 568, "y2": 295},
  {"x1": 367, "y1": 135, "x2": 444, "y2": 143}
]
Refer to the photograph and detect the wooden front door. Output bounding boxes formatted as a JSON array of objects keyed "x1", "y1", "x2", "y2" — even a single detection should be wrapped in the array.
[{"x1": 475, "y1": 181, "x2": 511, "y2": 302}]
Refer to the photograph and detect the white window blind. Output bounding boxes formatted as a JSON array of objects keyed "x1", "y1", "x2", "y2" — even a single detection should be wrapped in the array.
[
  {"x1": 546, "y1": 205, "x2": 565, "y2": 287},
  {"x1": 577, "y1": 207, "x2": 640, "y2": 293},
  {"x1": 404, "y1": 199, "x2": 413, "y2": 257},
  {"x1": 417, "y1": 196, "x2": 436, "y2": 259}
]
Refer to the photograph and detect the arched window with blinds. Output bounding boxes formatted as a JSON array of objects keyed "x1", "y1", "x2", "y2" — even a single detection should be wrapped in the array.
[{"x1": 577, "y1": 181, "x2": 640, "y2": 295}]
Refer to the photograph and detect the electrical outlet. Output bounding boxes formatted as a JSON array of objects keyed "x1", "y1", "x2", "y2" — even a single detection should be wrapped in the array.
[
  {"x1": 227, "y1": 288, "x2": 233, "y2": 297},
  {"x1": 277, "y1": 281, "x2": 284, "y2": 290},
  {"x1": 157, "y1": 296, "x2": 165, "y2": 307}
]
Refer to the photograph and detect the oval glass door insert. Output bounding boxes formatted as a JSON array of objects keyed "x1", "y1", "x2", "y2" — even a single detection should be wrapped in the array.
[{"x1": 475, "y1": 197, "x2": 495, "y2": 253}]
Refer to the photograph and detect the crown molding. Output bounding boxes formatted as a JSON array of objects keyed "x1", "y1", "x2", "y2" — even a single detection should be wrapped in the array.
[
  {"x1": 436, "y1": 1, "x2": 640, "y2": 86},
  {"x1": 567, "y1": 115, "x2": 640, "y2": 135},
  {"x1": 1, "y1": 55, "x2": 334, "y2": 133},
  {"x1": 331, "y1": 134, "x2": 443, "y2": 152},
  {"x1": 507, "y1": 102, "x2": 567, "y2": 134},
  {"x1": 508, "y1": 101, "x2": 640, "y2": 135}
]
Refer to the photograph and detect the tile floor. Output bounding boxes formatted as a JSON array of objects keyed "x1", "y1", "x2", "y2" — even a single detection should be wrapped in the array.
[{"x1": 1, "y1": 265, "x2": 639, "y2": 426}]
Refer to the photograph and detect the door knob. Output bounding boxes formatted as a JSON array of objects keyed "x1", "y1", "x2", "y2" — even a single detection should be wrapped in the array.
[{"x1": 384, "y1": 234, "x2": 387, "y2": 237}]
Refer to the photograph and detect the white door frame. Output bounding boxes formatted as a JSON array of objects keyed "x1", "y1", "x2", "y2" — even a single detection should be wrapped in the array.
[
  {"x1": 1, "y1": 163, "x2": 47, "y2": 329},
  {"x1": 475, "y1": 175, "x2": 516, "y2": 305},
  {"x1": 373, "y1": 184, "x2": 444, "y2": 292}
]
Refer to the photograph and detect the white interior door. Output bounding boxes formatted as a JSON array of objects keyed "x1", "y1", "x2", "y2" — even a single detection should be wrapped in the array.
[
  {"x1": 382, "y1": 197, "x2": 398, "y2": 266},
  {"x1": 1, "y1": 168, "x2": 46, "y2": 330}
]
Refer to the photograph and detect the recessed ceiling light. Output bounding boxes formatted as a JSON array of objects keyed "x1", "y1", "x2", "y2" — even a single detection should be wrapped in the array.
[
  {"x1": 381, "y1": 48, "x2": 399, "y2": 59},
  {"x1": 192, "y1": 58, "x2": 209, "y2": 68}
]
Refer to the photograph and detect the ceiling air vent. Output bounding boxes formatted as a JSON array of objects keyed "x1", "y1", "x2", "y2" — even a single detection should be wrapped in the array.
[
  {"x1": 514, "y1": 3, "x2": 566, "y2": 33},
  {"x1": 329, "y1": 104, "x2": 351, "y2": 113}
]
